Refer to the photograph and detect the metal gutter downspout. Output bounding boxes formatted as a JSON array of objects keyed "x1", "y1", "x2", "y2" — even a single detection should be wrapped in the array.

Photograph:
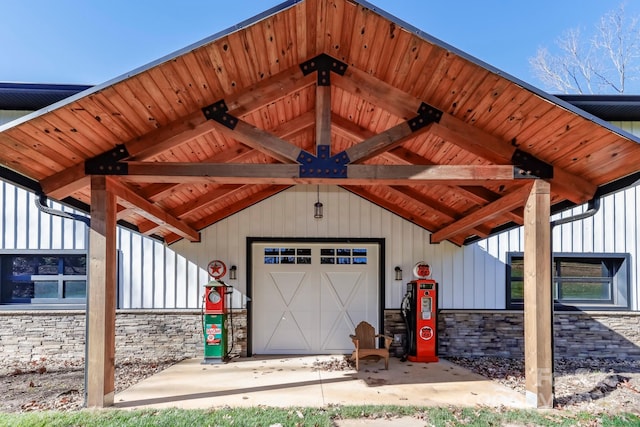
[
  {"x1": 35, "y1": 193, "x2": 90, "y2": 226},
  {"x1": 35, "y1": 193, "x2": 91, "y2": 406},
  {"x1": 550, "y1": 197, "x2": 600, "y2": 229},
  {"x1": 547, "y1": 196, "x2": 600, "y2": 407}
]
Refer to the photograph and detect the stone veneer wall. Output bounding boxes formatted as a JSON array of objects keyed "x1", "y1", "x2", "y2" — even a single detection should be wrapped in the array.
[
  {"x1": 2, "y1": 309, "x2": 638, "y2": 364},
  {"x1": 0, "y1": 310, "x2": 247, "y2": 364},
  {"x1": 384, "y1": 310, "x2": 640, "y2": 359}
]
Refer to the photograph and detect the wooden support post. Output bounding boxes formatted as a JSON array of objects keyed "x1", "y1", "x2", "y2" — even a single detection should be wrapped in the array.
[
  {"x1": 86, "y1": 176, "x2": 117, "y2": 407},
  {"x1": 523, "y1": 179, "x2": 553, "y2": 408}
]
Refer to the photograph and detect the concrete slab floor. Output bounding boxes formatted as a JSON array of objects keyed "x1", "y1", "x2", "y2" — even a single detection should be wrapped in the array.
[{"x1": 114, "y1": 355, "x2": 526, "y2": 411}]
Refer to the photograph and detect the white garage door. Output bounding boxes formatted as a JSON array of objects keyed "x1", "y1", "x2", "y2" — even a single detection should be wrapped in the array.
[{"x1": 252, "y1": 242, "x2": 379, "y2": 354}]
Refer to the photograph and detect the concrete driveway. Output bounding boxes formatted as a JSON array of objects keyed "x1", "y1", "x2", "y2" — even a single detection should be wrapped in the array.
[{"x1": 114, "y1": 355, "x2": 526, "y2": 410}]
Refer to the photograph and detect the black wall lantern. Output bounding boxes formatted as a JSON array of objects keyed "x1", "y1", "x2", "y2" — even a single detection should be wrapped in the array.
[{"x1": 314, "y1": 186, "x2": 323, "y2": 219}]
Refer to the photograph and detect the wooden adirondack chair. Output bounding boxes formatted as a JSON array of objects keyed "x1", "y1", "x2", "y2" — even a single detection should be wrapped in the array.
[{"x1": 349, "y1": 321, "x2": 393, "y2": 371}]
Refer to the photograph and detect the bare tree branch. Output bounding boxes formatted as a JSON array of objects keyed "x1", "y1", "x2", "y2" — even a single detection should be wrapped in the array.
[{"x1": 530, "y1": 2, "x2": 640, "y2": 94}]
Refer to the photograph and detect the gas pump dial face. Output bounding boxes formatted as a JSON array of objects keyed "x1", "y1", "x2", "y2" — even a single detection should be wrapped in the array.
[{"x1": 208, "y1": 290, "x2": 222, "y2": 304}]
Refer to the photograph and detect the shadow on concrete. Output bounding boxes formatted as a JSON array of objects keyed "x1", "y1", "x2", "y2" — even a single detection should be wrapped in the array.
[
  {"x1": 113, "y1": 355, "x2": 526, "y2": 409},
  {"x1": 114, "y1": 375, "x2": 351, "y2": 409}
]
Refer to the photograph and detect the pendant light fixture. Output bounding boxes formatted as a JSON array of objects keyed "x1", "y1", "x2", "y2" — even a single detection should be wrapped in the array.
[{"x1": 314, "y1": 185, "x2": 323, "y2": 219}]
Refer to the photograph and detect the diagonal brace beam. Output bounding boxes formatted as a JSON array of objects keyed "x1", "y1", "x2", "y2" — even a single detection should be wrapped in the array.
[
  {"x1": 345, "y1": 102, "x2": 442, "y2": 164},
  {"x1": 202, "y1": 99, "x2": 302, "y2": 164}
]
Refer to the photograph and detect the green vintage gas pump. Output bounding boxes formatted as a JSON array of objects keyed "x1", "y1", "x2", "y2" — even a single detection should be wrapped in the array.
[{"x1": 202, "y1": 260, "x2": 232, "y2": 364}]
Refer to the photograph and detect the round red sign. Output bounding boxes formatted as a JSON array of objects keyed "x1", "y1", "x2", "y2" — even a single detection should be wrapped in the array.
[{"x1": 207, "y1": 260, "x2": 227, "y2": 279}]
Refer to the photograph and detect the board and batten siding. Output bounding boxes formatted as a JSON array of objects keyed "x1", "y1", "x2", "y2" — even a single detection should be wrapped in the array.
[{"x1": 172, "y1": 184, "x2": 469, "y2": 310}]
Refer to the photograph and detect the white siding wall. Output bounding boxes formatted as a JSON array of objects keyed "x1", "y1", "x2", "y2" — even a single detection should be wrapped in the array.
[
  {"x1": 173, "y1": 184, "x2": 505, "y2": 310},
  {"x1": 0, "y1": 181, "x2": 207, "y2": 309},
  {"x1": 0, "y1": 183, "x2": 87, "y2": 250}
]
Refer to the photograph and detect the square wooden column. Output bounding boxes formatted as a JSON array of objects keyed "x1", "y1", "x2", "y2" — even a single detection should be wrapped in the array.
[
  {"x1": 86, "y1": 176, "x2": 117, "y2": 407},
  {"x1": 523, "y1": 179, "x2": 553, "y2": 408}
]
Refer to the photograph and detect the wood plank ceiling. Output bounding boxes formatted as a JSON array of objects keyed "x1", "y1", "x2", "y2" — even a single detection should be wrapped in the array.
[{"x1": 1, "y1": 0, "x2": 639, "y2": 245}]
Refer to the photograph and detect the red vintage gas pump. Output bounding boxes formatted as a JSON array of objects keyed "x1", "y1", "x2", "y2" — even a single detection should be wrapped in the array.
[
  {"x1": 202, "y1": 260, "x2": 232, "y2": 364},
  {"x1": 401, "y1": 262, "x2": 439, "y2": 363}
]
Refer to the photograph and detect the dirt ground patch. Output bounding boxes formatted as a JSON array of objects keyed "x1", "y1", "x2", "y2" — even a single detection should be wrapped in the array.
[
  {"x1": 0, "y1": 357, "x2": 181, "y2": 412},
  {"x1": 448, "y1": 357, "x2": 640, "y2": 415},
  {"x1": 1, "y1": 356, "x2": 639, "y2": 414}
]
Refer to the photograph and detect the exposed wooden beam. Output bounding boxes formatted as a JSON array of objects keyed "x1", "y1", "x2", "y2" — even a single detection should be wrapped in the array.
[
  {"x1": 224, "y1": 66, "x2": 316, "y2": 117},
  {"x1": 169, "y1": 184, "x2": 244, "y2": 219},
  {"x1": 331, "y1": 112, "x2": 376, "y2": 141},
  {"x1": 432, "y1": 115, "x2": 596, "y2": 203},
  {"x1": 333, "y1": 67, "x2": 417, "y2": 120},
  {"x1": 346, "y1": 164, "x2": 516, "y2": 184},
  {"x1": 316, "y1": 85, "x2": 331, "y2": 149},
  {"x1": 105, "y1": 178, "x2": 200, "y2": 242},
  {"x1": 387, "y1": 147, "x2": 525, "y2": 225},
  {"x1": 116, "y1": 206, "x2": 135, "y2": 221},
  {"x1": 137, "y1": 220, "x2": 164, "y2": 236},
  {"x1": 40, "y1": 164, "x2": 89, "y2": 200},
  {"x1": 346, "y1": 185, "x2": 466, "y2": 246},
  {"x1": 186, "y1": 185, "x2": 291, "y2": 236},
  {"x1": 142, "y1": 111, "x2": 315, "y2": 201},
  {"x1": 208, "y1": 119, "x2": 302, "y2": 164},
  {"x1": 334, "y1": 63, "x2": 596, "y2": 204},
  {"x1": 345, "y1": 121, "x2": 434, "y2": 164},
  {"x1": 430, "y1": 183, "x2": 534, "y2": 244},
  {"x1": 332, "y1": 118, "x2": 524, "y2": 225},
  {"x1": 389, "y1": 186, "x2": 492, "y2": 238},
  {"x1": 523, "y1": 179, "x2": 553, "y2": 408},
  {"x1": 123, "y1": 162, "x2": 519, "y2": 185},
  {"x1": 127, "y1": 114, "x2": 218, "y2": 161},
  {"x1": 41, "y1": 64, "x2": 315, "y2": 200}
]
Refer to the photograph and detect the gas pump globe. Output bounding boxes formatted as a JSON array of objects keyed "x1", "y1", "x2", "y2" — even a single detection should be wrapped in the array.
[{"x1": 401, "y1": 262, "x2": 439, "y2": 363}]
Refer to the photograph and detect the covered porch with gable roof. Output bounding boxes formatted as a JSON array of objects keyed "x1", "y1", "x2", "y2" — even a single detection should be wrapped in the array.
[{"x1": 1, "y1": 0, "x2": 640, "y2": 408}]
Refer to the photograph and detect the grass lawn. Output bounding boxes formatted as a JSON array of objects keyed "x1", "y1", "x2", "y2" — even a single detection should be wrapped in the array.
[{"x1": 0, "y1": 406, "x2": 638, "y2": 427}]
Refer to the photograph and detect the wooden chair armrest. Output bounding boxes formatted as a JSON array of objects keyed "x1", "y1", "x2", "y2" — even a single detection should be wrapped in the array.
[
  {"x1": 376, "y1": 334, "x2": 393, "y2": 349},
  {"x1": 350, "y1": 335, "x2": 359, "y2": 348}
]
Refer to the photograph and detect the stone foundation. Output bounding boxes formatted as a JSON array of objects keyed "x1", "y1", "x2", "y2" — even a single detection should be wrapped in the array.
[
  {"x1": 1, "y1": 309, "x2": 638, "y2": 364},
  {"x1": 0, "y1": 309, "x2": 247, "y2": 364},
  {"x1": 384, "y1": 310, "x2": 640, "y2": 359}
]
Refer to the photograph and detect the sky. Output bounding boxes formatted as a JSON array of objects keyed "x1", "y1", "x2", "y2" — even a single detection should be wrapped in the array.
[{"x1": 0, "y1": 0, "x2": 637, "y2": 90}]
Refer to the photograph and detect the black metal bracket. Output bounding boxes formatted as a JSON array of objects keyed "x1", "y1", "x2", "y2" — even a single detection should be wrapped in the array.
[
  {"x1": 408, "y1": 102, "x2": 443, "y2": 132},
  {"x1": 298, "y1": 145, "x2": 350, "y2": 178},
  {"x1": 85, "y1": 144, "x2": 129, "y2": 175},
  {"x1": 202, "y1": 99, "x2": 238, "y2": 130},
  {"x1": 299, "y1": 54, "x2": 348, "y2": 86},
  {"x1": 512, "y1": 149, "x2": 553, "y2": 179}
]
